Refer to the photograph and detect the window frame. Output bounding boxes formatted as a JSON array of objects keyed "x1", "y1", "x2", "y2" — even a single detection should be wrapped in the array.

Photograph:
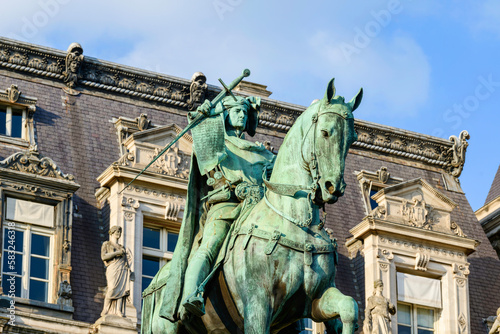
[
  {"x1": 397, "y1": 301, "x2": 439, "y2": 333},
  {"x1": 0, "y1": 104, "x2": 27, "y2": 140},
  {"x1": 141, "y1": 223, "x2": 179, "y2": 293},
  {"x1": 1, "y1": 211, "x2": 55, "y2": 303}
]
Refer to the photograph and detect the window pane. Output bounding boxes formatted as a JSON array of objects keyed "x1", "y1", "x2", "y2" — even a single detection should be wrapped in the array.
[
  {"x1": 30, "y1": 256, "x2": 49, "y2": 280},
  {"x1": 398, "y1": 325, "x2": 412, "y2": 334},
  {"x1": 1, "y1": 275, "x2": 21, "y2": 297},
  {"x1": 0, "y1": 108, "x2": 6, "y2": 136},
  {"x1": 370, "y1": 189, "x2": 379, "y2": 209},
  {"x1": 143, "y1": 227, "x2": 160, "y2": 249},
  {"x1": 3, "y1": 251, "x2": 23, "y2": 275},
  {"x1": 142, "y1": 256, "x2": 160, "y2": 277},
  {"x1": 31, "y1": 234, "x2": 50, "y2": 257},
  {"x1": 29, "y1": 279, "x2": 48, "y2": 302},
  {"x1": 398, "y1": 303, "x2": 412, "y2": 325},
  {"x1": 11, "y1": 110, "x2": 22, "y2": 138},
  {"x1": 167, "y1": 233, "x2": 178, "y2": 252},
  {"x1": 142, "y1": 276, "x2": 153, "y2": 292},
  {"x1": 418, "y1": 330, "x2": 434, "y2": 334},
  {"x1": 417, "y1": 308, "x2": 434, "y2": 329},
  {"x1": 4, "y1": 229, "x2": 24, "y2": 252}
]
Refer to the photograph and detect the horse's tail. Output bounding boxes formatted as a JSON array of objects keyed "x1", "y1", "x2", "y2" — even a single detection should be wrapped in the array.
[{"x1": 141, "y1": 262, "x2": 171, "y2": 334}]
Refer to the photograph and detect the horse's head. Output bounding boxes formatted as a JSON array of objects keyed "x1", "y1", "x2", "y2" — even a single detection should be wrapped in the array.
[{"x1": 309, "y1": 78, "x2": 362, "y2": 205}]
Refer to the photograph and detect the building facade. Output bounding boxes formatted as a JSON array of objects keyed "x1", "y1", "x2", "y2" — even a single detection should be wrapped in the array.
[{"x1": 0, "y1": 37, "x2": 498, "y2": 333}]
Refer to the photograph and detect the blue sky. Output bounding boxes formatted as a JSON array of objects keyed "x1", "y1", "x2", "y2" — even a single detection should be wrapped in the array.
[{"x1": 1, "y1": 0, "x2": 499, "y2": 210}]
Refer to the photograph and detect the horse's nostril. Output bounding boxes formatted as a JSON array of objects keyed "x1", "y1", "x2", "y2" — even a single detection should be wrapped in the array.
[{"x1": 326, "y1": 181, "x2": 335, "y2": 195}]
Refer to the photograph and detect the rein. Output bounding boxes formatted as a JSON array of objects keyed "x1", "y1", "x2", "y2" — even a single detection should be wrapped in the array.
[{"x1": 264, "y1": 107, "x2": 348, "y2": 227}]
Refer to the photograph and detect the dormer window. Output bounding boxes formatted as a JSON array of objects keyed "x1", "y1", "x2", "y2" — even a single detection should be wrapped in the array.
[
  {"x1": 0, "y1": 105, "x2": 26, "y2": 139},
  {"x1": 356, "y1": 167, "x2": 403, "y2": 215},
  {"x1": 0, "y1": 84, "x2": 37, "y2": 148}
]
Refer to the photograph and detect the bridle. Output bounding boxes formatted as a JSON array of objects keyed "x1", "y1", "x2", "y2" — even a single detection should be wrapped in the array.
[{"x1": 264, "y1": 104, "x2": 350, "y2": 227}]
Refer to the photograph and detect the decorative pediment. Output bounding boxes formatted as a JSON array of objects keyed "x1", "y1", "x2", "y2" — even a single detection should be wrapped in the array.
[
  {"x1": 370, "y1": 178, "x2": 466, "y2": 236},
  {"x1": 115, "y1": 124, "x2": 192, "y2": 180},
  {"x1": 0, "y1": 149, "x2": 75, "y2": 181}
]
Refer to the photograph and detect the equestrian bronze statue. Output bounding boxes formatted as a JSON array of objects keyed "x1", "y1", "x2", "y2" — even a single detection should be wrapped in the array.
[{"x1": 142, "y1": 71, "x2": 363, "y2": 334}]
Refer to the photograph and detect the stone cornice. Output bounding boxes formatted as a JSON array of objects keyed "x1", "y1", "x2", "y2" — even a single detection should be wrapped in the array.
[
  {"x1": 347, "y1": 217, "x2": 479, "y2": 255},
  {"x1": 0, "y1": 37, "x2": 468, "y2": 176}
]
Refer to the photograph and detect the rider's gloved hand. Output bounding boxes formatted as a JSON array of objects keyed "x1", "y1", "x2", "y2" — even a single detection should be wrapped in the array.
[{"x1": 197, "y1": 99, "x2": 212, "y2": 117}]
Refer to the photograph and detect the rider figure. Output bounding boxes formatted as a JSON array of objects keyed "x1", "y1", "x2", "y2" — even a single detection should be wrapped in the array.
[{"x1": 181, "y1": 95, "x2": 275, "y2": 317}]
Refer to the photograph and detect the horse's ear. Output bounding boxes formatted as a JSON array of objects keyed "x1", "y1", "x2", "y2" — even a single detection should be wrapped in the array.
[
  {"x1": 323, "y1": 78, "x2": 336, "y2": 103},
  {"x1": 348, "y1": 87, "x2": 363, "y2": 112}
]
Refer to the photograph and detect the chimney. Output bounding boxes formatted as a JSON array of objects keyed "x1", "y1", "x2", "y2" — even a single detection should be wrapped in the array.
[{"x1": 234, "y1": 81, "x2": 272, "y2": 98}]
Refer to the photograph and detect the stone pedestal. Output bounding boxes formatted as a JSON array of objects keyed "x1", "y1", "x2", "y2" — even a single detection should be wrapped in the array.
[{"x1": 92, "y1": 314, "x2": 137, "y2": 334}]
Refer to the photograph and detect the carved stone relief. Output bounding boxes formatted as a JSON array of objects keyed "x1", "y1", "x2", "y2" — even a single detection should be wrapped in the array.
[
  {"x1": 401, "y1": 197, "x2": 433, "y2": 230},
  {"x1": 187, "y1": 72, "x2": 207, "y2": 111},
  {"x1": 6, "y1": 84, "x2": 20, "y2": 103},
  {"x1": 448, "y1": 130, "x2": 470, "y2": 179},
  {"x1": 136, "y1": 114, "x2": 151, "y2": 131},
  {"x1": 62, "y1": 43, "x2": 84, "y2": 91},
  {"x1": 377, "y1": 166, "x2": 390, "y2": 184},
  {"x1": 57, "y1": 280, "x2": 73, "y2": 307},
  {"x1": 458, "y1": 313, "x2": 467, "y2": 333},
  {"x1": 165, "y1": 195, "x2": 185, "y2": 221},
  {"x1": 415, "y1": 252, "x2": 430, "y2": 271},
  {"x1": 0, "y1": 149, "x2": 75, "y2": 181},
  {"x1": 147, "y1": 147, "x2": 189, "y2": 179}
]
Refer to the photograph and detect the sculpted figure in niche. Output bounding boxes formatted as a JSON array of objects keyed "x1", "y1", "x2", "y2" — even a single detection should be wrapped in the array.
[
  {"x1": 363, "y1": 280, "x2": 396, "y2": 334},
  {"x1": 101, "y1": 226, "x2": 131, "y2": 317},
  {"x1": 490, "y1": 307, "x2": 500, "y2": 334}
]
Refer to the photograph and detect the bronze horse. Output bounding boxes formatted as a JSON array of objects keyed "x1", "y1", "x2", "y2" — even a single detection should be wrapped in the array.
[{"x1": 142, "y1": 79, "x2": 362, "y2": 333}]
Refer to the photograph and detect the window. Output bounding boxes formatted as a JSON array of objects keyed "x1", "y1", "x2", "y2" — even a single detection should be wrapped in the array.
[
  {"x1": 1, "y1": 198, "x2": 54, "y2": 303},
  {"x1": 0, "y1": 105, "x2": 26, "y2": 139},
  {"x1": 142, "y1": 225, "x2": 179, "y2": 292},
  {"x1": 397, "y1": 303, "x2": 436, "y2": 334},
  {"x1": 299, "y1": 318, "x2": 313, "y2": 334},
  {"x1": 369, "y1": 188, "x2": 379, "y2": 211},
  {"x1": 397, "y1": 273, "x2": 440, "y2": 334}
]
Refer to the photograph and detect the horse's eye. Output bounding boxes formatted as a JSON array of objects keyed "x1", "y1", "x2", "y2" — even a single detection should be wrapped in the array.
[{"x1": 321, "y1": 129, "x2": 329, "y2": 138}]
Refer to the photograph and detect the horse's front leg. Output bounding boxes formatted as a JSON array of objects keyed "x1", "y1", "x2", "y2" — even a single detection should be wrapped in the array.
[
  {"x1": 242, "y1": 288, "x2": 272, "y2": 334},
  {"x1": 311, "y1": 287, "x2": 358, "y2": 334}
]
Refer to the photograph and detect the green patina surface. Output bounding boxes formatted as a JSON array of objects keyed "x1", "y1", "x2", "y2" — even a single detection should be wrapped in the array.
[{"x1": 142, "y1": 71, "x2": 363, "y2": 334}]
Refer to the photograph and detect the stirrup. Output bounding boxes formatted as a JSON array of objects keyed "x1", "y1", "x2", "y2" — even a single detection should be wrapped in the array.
[{"x1": 182, "y1": 293, "x2": 206, "y2": 317}]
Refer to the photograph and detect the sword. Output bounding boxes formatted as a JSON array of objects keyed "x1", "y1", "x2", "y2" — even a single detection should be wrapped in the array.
[{"x1": 119, "y1": 69, "x2": 251, "y2": 194}]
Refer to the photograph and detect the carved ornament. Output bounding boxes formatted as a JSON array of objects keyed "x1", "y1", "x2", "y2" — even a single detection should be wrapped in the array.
[
  {"x1": 6, "y1": 84, "x2": 20, "y2": 103},
  {"x1": 447, "y1": 130, "x2": 470, "y2": 179},
  {"x1": 137, "y1": 113, "x2": 151, "y2": 131},
  {"x1": 148, "y1": 147, "x2": 189, "y2": 179},
  {"x1": 187, "y1": 72, "x2": 207, "y2": 111},
  {"x1": 380, "y1": 237, "x2": 466, "y2": 259},
  {"x1": 0, "y1": 149, "x2": 75, "y2": 181},
  {"x1": 401, "y1": 197, "x2": 433, "y2": 230},
  {"x1": 458, "y1": 313, "x2": 467, "y2": 333},
  {"x1": 121, "y1": 196, "x2": 140, "y2": 212},
  {"x1": 63, "y1": 43, "x2": 84, "y2": 89},
  {"x1": 165, "y1": 195, "x2": 184, "y2": 221},
  {"x1": 114, "y1": 151, "x2": 135, "y2": 166},
  {"x1": 377, "y1": 166, "x2": 390, "y2": 184},
  {"x1": 415, "y1": 252, "x2": 430, "y2": 271},
  {"x1": 57, "y1": 280, "x2": 73, "y2": 307}
]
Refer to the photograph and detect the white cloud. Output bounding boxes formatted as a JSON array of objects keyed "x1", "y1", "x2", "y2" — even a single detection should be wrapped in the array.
[{"x1": 308, "y1": 28, "x2": 430, "y2": 118}]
